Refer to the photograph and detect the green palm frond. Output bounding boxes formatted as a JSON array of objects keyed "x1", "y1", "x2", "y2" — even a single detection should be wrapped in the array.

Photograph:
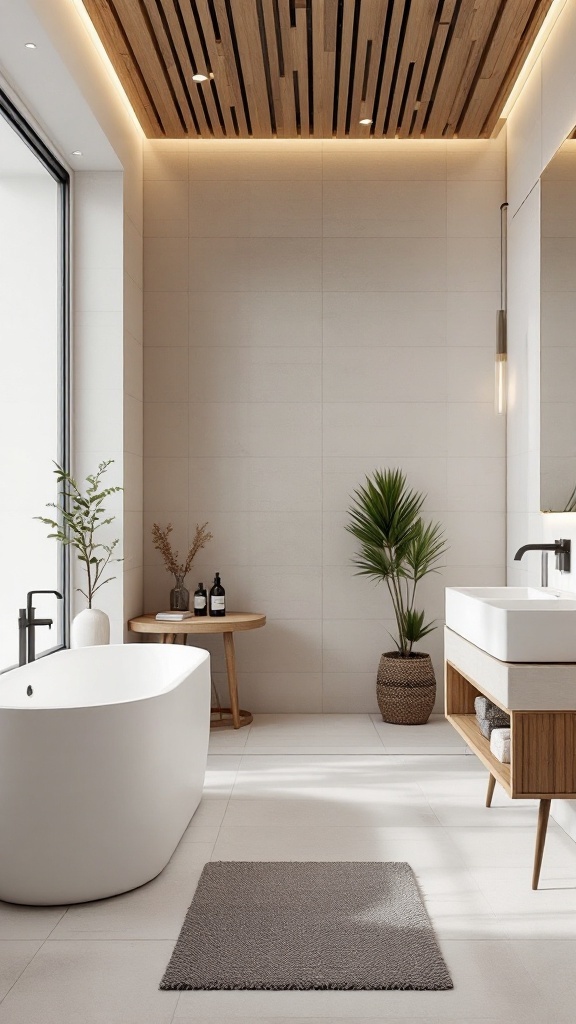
[
  {"x1": 404, "y1": 519, "x2": 448, "y2": 583},
  {"x1": 401, "y1": 608, "x2": 437, "y2": 645},
  {"x1": 346, "y1": 468, "x2": 424, "y2": 552}
]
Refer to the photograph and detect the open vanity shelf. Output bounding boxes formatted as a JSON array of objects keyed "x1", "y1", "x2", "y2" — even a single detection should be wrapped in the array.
[
  {"x1": 444, "y1": 631, "x2": 576, "y2": 888},
  {"x1": 448, "y1": 711, "x2": 511, "y2": 795}
]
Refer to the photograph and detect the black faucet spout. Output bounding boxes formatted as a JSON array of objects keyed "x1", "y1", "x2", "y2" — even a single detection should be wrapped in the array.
[
  {"x1": 513, "y1": 539, "x2": 571, "y2": 578},
  {"x1": 514, "y1": 543, "x2": 560, "y2": 561}
]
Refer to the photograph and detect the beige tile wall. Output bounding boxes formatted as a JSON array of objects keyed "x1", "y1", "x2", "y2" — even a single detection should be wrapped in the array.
[{"x1": 143, "y1": 138, "x2": 506, "y2": 713}]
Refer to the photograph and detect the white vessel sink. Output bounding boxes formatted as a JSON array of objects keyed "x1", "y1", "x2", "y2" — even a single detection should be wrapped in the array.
[{"x1": 445, "y1": 587, "x2": 576, "y2": 662}]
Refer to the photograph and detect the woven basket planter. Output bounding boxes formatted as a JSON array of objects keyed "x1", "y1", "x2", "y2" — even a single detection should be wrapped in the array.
[{"x1": 376, "y1": 651, "x2": 436, "y2": 725}]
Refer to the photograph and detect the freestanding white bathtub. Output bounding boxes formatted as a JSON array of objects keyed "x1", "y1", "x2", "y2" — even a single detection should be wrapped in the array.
[{"x1": 0, "y1": 643, "x2": 210, "y2": 905}]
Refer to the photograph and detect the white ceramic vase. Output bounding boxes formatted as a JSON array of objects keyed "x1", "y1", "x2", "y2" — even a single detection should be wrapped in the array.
[{"x1": 70, "y1": 608, "x2": 110, "y2": 648}]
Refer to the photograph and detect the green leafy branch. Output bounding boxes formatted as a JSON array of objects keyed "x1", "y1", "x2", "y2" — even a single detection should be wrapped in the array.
[{"x1": 36, "y1": 460, "x2": 123, "y2": 608}]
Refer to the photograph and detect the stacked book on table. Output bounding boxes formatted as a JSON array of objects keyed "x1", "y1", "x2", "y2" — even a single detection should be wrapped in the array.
[{"x1": 155, "y1": 611, "x2": 193, "y2": 621}]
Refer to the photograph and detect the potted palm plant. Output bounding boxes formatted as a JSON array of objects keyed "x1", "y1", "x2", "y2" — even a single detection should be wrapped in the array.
[{"x1": 347, "y1": 468, "x2": 448, "y2": 724}]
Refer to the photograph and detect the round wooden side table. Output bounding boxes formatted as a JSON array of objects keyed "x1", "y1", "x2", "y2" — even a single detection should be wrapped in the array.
[{"x1": 127, "y1": 612, "x2": 266, "y2": 730}]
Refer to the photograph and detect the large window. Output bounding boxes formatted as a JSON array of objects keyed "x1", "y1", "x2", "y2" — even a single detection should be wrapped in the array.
[{"x1": 0, "y1": 89, "x2": 69, "y2": 670}]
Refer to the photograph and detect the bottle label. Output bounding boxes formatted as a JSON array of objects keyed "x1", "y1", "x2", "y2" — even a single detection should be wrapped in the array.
[
  {"x1": 211, "y1": 596, "x2": 225, "y2": 610},
  {"x1": 194, "y1": 595, "x2": 206, "y2": 609}
]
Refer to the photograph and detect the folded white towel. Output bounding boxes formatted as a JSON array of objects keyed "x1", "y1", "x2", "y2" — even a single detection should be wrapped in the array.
[{"x1": 490, "y1": 727, "x2": 511, "y2": 764}]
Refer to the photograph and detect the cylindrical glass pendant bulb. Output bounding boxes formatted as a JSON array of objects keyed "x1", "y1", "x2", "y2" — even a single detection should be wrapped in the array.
[{"x1": 495, "y1": 354, "x2": 507, "y2": 415}]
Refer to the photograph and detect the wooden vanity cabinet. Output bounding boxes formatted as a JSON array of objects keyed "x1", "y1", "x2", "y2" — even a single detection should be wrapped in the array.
[{"x1": 445, "y1": 660, "x2": 576, "y2": 888}]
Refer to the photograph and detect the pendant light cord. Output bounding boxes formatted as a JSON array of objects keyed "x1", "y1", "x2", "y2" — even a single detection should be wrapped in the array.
[{"x1": 500, "y1": 202, "x2": 508, "y2": 312}]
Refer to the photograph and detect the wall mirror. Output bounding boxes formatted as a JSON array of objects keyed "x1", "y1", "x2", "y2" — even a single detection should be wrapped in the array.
[{"x1": 540, "y1": 130, "x2": 576, "y2": 512}]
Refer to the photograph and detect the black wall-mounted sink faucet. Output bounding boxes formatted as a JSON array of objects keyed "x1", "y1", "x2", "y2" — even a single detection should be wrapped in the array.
[{"x1": 514, "y1": 539, "x2": 571, "y2": 587}]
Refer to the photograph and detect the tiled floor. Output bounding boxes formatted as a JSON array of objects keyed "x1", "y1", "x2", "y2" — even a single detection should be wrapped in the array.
[{"x1": 1, "y1": 714, "x2": 576, "y2": 1023}]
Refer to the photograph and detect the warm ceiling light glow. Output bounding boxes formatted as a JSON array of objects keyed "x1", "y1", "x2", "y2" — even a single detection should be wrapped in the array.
[
  {"x1": 25, "y1": 43, "x2": 37, "y2": 49},
  {"x1": 501, "y1": 0, "x2": 568, "y2": 119},
  {"x1": 192, "y1": 73, "x2": 208, "y2": 82},
  {"x1": 70, "y1": 0, "x2": 144, "y2": 136},
  {"x1": 209, "y1": 72, "x2": 215, "y2": 79},
  {"x1": 359, "y1": 118, "x2": 372, "y2": 125},
  {"x1": 71, "y1": 151, "x2": 83, "y2": 156}
]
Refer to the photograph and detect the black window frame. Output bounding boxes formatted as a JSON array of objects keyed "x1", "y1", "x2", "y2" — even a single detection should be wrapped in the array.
[{"x1": 0, "y1": 86, "x2": 71, "y2": 658}]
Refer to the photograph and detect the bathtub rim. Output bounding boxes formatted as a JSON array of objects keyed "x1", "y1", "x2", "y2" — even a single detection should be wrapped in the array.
[{"x1": 0, "y1": 643, "x2": 210, "y2": 711}]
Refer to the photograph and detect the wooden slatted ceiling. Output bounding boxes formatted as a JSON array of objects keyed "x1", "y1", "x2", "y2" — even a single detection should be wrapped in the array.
[{"x1": 82, "y1": 0, "x2": 554, "y2": 139}]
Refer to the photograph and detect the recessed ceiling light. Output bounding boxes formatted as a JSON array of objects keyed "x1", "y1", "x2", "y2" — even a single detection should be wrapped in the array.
[
  {"x1": 25, "y1": 42, "x2": 37, "y2": 49},
  {"x1": 71, "y1": 150, "x2": 83, "y2": 156},
  {"x1": 209, "y1": 72, "x2": 215, "y2": 79},
  {"x1": 359, "y1": 118, "x2": 372, "y2": 125},
  {"x1": 192, "y1": 73, "x2": 208, "y2": 82}
]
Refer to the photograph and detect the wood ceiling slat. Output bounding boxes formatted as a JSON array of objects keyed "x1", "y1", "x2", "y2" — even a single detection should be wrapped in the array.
[
  {"x1": 335, "y1": 0, "x2": 356, "y2": 137},
  {"x1": 410, "y1": 21, "x2": 449, "y2": 137},
  {"x1": 347, "y1": 0, "x2": 388, "y2": 138},
  {"x1": 211, "y1": 0, "x2": 250, "y2": 135},
  {"x1": 440, "y1": 0, "x2": 503, "y2": 138},
  {"x1": 482, "y1": 0, "x2": 553, "y2": 136},
  {"x1": 390, "y1": 0, "x2": 437, "y2": 139},
  {"x1": 311, "y1": 0, "x2": 325, "y2": 138},
  {"x1": 279, "y1": 0, "x2": 310, "y2": 137},
  {"x1": 193, "y1": 0, "x2": 238, "y2": 137},
  {"x1": 109, "y1": 0, "x2": 184, "y2": 136},
  {"x1": 82, "y1": 0, "x2": 555, "y2": 140},
  {"x1": 293, "y1": 3, "x2": 310, "y2": 138},
  {"x1": 373, "y1": 0, "x2": 406, "y2": 136},
  {"x1": 277, "y1": 0, "x2": 298, "y2": 137},
  {"x1": 319, "y1": 0, "x2": 338, "y2": 137},
  {"x1": 260, "y1": 0, "x2": 285, "y2": 137},
  {"x1": 139, "y1": 0, "x2": 198, "y2": 136},
  {"x1": 157, "y1": 1, "x2": 212, "y2": 136},
  {"x1": 423, "y1": 0, "x2": 478, "y2": 137},
  {"x1": 459, "y1": 0, "x2": 554, "y2": 137},
  {"x1": 168, "y1": 0, "x2": 226, "y2": 137},
  {"x1": 229, "y1": 0, "x2": 273, "y2": 137},
  {"x1": 357, "y1": 0, "x2": 389, "y2": 132},
  {"x1": 83, "y1": 0, "x2": 162, "y2": 136}
]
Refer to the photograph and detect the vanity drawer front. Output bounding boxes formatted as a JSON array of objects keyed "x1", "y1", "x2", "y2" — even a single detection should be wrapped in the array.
[{"x1": 512, "y1": 712, "x2": 576, "y2": 798}]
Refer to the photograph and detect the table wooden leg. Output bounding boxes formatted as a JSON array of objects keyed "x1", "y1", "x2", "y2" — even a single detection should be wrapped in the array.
[
  {"x1": 486, "y1": 773, "x2": 496, "y2": 808},
  {"x1": 159, "y1": 634, "x2": 166, "y2": 644},
  {"x1": 223, "y1": 631, "x2": 241, "y2": 729},
  {"x1": 532, "y1": 798, "x2": 551, "y2": 890}
]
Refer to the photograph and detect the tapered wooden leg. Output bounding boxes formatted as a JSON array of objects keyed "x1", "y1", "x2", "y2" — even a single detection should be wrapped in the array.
[
  {"x1": 486, "y1": 773, "x2": 496, "y2": 808},
  {"x1": 223, "y1": 631, "x2": 241, "y2": 729},
  {"x1": 532, "y1": 798, "x2": 551, "y2": 890}
]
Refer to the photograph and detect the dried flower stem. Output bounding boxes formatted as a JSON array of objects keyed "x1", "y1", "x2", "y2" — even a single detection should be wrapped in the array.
[{"x1": 152, "y1": 521, "x2": 213, "y2": 580}]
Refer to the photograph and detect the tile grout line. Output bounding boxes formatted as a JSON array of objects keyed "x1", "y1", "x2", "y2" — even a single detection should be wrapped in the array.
[
  {"x1": 0, "y1": 934, "x2": 52, "y2": 1007},
  {"x1": 368, "y1": 711, "x2": 387, "y2": 748},
  {"x1": 207, "y1": 752, "x2": 242, "y2": 862}
]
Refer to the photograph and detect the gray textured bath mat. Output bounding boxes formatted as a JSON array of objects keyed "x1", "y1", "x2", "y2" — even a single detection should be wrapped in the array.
[{"x1": 160, "y1": 861, "x2": 453, "y2": 991}]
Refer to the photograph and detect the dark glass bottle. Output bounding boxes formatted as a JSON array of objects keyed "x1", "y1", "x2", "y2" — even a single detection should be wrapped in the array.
[
  {"x1": 209, "y1": 572, "x2": 226, "y2": 617},
  {"x1": 193, "y1": 582, "x2": 207, "y2": 617}
]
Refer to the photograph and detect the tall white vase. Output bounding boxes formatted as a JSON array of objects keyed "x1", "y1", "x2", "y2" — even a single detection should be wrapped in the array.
[{"x1": 71, "y1": 608, "x2": 110, "y2": 648}]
